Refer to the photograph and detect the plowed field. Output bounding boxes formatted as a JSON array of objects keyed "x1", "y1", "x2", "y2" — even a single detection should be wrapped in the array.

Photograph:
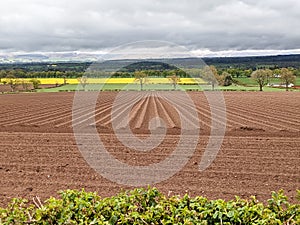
[{"x1": 0, "y1": 91, "x2": 299, "y2": 206}]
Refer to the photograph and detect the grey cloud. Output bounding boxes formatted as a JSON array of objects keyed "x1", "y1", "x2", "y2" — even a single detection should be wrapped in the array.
[{"x1": 0, "y1": 0, "x2": 299, "y2": 54}]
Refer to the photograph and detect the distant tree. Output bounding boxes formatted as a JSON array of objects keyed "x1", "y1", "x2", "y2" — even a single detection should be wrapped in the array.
[
  {"x1": 293, "y1": 68, "x2": 300, "y2": 77},
  {"x1": 78, "y1": 76, "x2": 88, "y2": 91},
  {"x1": 0, "y1": 70, "x2": 7, "y2": 82},
  {"x1": 134, "y1": 71, "x2": 148, "y2": 91},
  {"x1": 63, "y1": 75, "x2": 67, "y2": 85},
  {"x1": 30, "y1": 78, "x2": 41, "y2": 90},
  {"x1": 226, "y1": 68, "x2": 242, "y2": 78},
  {"x1": 55, "y1": 71, "x2": 63, "y2": 78},
  {"x1": 184, "y1": 68, "x2": 201, "y2": 77},
  {"x1": 7, "y1": 70, "x2": 16, "y2": 77},
  {"x1": 21, "y1": 79, "x2": 30, "y2": 91},
  {"x1": 14, "y1": 69, "x2": 25, "y2": 78},
  {"x1": 6, "y1": 74, "x2": 19, "y2": 92},
  {"x1": 221, "y1": 72, "x2": 233, "y2": 86},
  {"x1": 280, "y1": 68, "x2": 296, "y2": 91},
  {"x1": 274, "y1": 68, "x2": 281, "y2": 77},
  {"x1": 161, "y1": 70, "x2": 168, "y2": 78},
  {"x1": 251, "y1": 69, "x2": 272, "y2": 91},
  {"x1": 202, "y1": 65, "x2": 220, "y2": 90},
  {"x1": 243, "y1": 69, "x2": 253, "y2": 78},
  {"x1": 167, "y1": 74, "x2": 181, "y2": 90},
  {"x1": 173, "y1": 69, "x2": 186, "y2": 78}
]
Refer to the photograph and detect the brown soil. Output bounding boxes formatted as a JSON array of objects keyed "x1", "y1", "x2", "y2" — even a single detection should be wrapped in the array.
[{"x1": 0, "y1": 91, "x2": 299, "y2": 206}]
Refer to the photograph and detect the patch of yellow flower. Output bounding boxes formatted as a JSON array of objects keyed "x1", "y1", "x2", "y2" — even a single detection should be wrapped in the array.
[{"x1": 1, "y1": 77, "x2": 206, "y2": 85}]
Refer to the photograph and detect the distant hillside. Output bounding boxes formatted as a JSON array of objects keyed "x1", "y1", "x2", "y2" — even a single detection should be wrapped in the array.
[
  {"x1": 0, "y1": 54, "x2": 300, "y2": 72},
  {"x1": 203, "y1": 54, "x2": 300, "y2": 69}
]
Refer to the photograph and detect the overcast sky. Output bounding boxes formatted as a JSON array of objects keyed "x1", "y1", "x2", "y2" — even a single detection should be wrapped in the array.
[{"x1": 0, "y1": 0, "x2": 300, "y2": 56}]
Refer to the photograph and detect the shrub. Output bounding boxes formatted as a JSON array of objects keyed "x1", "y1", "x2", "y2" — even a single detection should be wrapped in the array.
[{"x1": 0, "y1": 188, "x2": 299, "y2": 224}]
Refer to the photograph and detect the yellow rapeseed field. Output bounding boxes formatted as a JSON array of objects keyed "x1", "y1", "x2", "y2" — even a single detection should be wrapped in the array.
[{"x1": 2, "y1": 77, "x2": 206, "y2": 85}]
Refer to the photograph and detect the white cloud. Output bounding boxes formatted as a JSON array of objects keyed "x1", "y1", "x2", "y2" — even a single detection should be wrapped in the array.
[{"x1": 0, "y1": 0, "x2": 299, "y2": 55}]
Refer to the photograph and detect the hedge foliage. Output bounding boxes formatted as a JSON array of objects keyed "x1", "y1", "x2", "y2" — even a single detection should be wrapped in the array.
[{"x1": 1, "y1": 188, "x2": 299, "y2": 224}]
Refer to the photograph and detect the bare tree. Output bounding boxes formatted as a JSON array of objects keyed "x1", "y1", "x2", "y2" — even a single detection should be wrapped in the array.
[
  {"x1": 78, "y1": 76, "x2": 88, "y2": 91},
  {"x1": 134, "y1": 71, "x2": 148, "y2": 91},
  {"x1": 202, "y1": 65, "x2": 220, "y2": 90},
  {"x1": 63, "y1": 75, "x2": 67, "y2": 85},
  {"x1": 280, "y1": 68, "x2": 296, "y2": 91},
  {"x1": 167, "y1": 74, "x2": 181, "y2": 90},
  {"x1": 6, "y1": 74, "x2": 19, "y2": 92},
  {"x1": 21, "y1": 79, "x2": 30, "y2": 91},
  {"x1": 251, "y1": 69, "x2": 272, "y2": 91}
]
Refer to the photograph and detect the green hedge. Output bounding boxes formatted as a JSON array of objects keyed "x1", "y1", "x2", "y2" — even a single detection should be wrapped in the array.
[{"x1": 1, "y1": 188, "x2": 299, "y2": 224}]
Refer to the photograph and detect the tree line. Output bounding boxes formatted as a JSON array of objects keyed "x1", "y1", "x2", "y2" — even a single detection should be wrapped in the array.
[
  {"x1": 251, "y1": 68, "x2": 296, "y2": 91},
  {"x1": 0, "y1": 70, "x2": 84, "y2": 79},
  {"x1": 0, "y1": 65, "x2": 298, "y2": 92}
]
